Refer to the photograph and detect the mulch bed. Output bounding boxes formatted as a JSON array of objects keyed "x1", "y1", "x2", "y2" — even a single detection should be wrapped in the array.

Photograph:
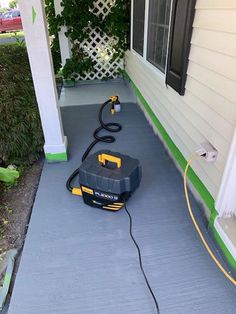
[
  {"x1": 0, "y1": 157, "x2": 44, "y2": 313},
  {"x1": 0, "y1": 157, "x2": 44, "y2": 255}
]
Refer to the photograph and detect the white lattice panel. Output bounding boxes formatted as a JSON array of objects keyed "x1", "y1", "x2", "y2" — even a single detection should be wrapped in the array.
[{"x1": 79, "y1": 0, "x2": 124, "y2": 80}]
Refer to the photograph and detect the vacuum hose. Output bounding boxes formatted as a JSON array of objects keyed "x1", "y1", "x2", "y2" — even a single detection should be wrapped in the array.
[{"x1": 66, "y1": 97, "x2": 122, "y2": 193}]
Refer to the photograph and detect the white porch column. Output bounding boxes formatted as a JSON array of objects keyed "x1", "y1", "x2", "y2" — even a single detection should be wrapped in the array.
[
  {"x1": 54, "y1": 0, "x2": 71, "y2": 66},
  {"x1": 19, "y1": 0, "x2": 67, "y2": 162}
]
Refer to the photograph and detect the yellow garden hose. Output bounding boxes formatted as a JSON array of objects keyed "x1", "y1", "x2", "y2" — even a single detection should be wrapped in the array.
[{"x1": 184, "y1": 155, "x2": 236, "y2": 286}]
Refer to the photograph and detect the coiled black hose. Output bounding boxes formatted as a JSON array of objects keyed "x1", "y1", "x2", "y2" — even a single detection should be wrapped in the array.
[{"x1": 66, "y1": 98, "x2": 122, "y2": 192}]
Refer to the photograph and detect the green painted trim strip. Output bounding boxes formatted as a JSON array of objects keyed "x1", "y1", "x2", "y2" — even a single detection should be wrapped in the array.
[
  {"x1": 45, "y1": 152, "x2": 68, "y2": 162},
  {"x1": 209, "y1": 208, "x2": 218, "y2": 230},
  {"x1": 124, "y1": 71, "x2": 214, "y2": 211},
  {"x1": 124, "y1": 71, "x2": 236, "y2": 268},
  {"x1": 32, "y1": 6, "x2": 37, "y2": 24}
]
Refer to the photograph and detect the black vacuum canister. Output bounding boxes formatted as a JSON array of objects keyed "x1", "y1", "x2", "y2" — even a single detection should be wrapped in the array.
[{"x1": 79, "y1": 150, "x2": 142, "y2": 210}]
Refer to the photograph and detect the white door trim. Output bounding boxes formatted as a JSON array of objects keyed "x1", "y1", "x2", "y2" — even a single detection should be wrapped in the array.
[
  {"x1": 214, "y1": 218, "x2": 236, "y2": 260},
  {"x1": 143, "y1": 0, "x2": 149, "y2": 60},
  {"x1": 216, "y1": 128, "x2": 236, "y2": 217},
  {"x1": 130, "y1": 0, "x2": 133, "y2": 50}
]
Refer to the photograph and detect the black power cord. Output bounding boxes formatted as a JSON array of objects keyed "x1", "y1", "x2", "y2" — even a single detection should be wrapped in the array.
[
  {"x1": 124, "y1": 203, "x2": 160, "y2": 314},
  {"x1": 66, "y1": 98, "x2": 122, "y2": 192}
]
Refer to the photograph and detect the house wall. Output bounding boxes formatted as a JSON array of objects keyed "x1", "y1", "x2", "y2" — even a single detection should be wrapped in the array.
[{"x1": 125, "y1": 0, "x2": 236, "y2": 201}]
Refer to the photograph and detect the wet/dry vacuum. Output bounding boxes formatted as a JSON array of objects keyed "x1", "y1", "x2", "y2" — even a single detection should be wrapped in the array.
[{"x1": 66, "y1": 96, "x2": 142, "y2": 210}]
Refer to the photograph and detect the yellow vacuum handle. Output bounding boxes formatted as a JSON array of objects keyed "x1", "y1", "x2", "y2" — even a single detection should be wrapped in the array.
[{"x1": 98, "y1": 153, "x2": 121, "y2": 168}]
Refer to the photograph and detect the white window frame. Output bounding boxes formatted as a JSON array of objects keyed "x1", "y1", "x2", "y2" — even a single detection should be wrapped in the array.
[{"x1": 130, "y1": 0, "x2": 173, "y2": 80}]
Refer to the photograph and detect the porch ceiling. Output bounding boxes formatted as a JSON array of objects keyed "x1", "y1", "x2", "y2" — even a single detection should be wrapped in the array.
[{"x1": 8, "y1": 84, "x2": 236, "y2": 314}]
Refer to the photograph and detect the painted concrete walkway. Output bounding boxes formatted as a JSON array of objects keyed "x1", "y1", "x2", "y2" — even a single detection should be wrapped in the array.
[
  {"x1": 59, "y1": 79, "x2": 136, "y2": 107},
  {"x1": 8, "y1": 85, "x2": 236, "y2": 313}
]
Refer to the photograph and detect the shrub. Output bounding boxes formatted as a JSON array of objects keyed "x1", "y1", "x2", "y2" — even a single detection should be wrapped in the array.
[
  {"x1": 45, "y1": 0, "x2": 62, "y2": 74},
  {"x1": 0, "y1": 44, "x2": 44, "y2": 165},
  {"x1": 9, "y1": 0, "x2": 18, "y2": 9},
  {"x1": 0, "y1": 8, "x2": 8, "y2": 14}
]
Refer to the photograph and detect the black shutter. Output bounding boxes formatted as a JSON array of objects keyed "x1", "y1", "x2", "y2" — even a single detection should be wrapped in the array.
[{"x1": 166, "y1": 0, "x2": 196, "y2": 95}]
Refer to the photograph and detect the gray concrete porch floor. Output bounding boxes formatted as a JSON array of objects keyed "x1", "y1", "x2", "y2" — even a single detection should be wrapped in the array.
[{"x1": 8, "y1": 83, "x2": 236, "y2": 314}]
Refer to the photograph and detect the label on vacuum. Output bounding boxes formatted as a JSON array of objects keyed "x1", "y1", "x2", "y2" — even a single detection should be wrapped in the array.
[{"x1": 94, "y1": 190, "x2": 119, "y2": 201}]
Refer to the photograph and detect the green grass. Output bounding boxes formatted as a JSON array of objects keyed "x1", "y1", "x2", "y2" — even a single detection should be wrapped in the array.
[{"x1": 0, "y1": 31, "x2": 24, "y2": 39}]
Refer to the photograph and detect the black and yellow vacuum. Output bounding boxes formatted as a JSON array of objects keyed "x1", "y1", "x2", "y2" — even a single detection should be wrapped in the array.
[{"x1": 66, "y1": 96, "x2": 142, "y2": 210}]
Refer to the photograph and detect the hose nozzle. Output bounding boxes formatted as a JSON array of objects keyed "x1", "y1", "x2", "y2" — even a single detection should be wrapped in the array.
[{"x1": 110, "y1": 95, "x2": 121, "y2": 114}]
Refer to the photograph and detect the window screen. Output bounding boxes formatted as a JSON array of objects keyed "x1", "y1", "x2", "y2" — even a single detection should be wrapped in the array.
[
  {"x1": 147, "y1": 0, "x2": 171, "y2": 72},
  {"x1": 133, "y1": 0, "x2": 146, "y2": 56},
  {"x1": 12, "y1": 11, "x2": 21, "y2": 17}
]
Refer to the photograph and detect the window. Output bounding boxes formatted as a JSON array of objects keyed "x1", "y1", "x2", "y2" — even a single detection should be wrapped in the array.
[
  {"x1": 132, "y1": 0, "x2": 146, "y2": 56},
  {"x1": 12, "y1": 11, "x2": 21, "y2": 17},
  {"x1": 3, "y1": 12, "x2": 12, "y2": 19},
  {"x1": 131, "y1": 0, "x2": 196, "y2": 95},
  {"x1": 147, "y1": 0, "x2": 171, "y2": 73}
]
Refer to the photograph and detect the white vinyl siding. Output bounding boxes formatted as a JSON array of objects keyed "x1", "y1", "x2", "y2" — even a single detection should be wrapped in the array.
[
  {"x1": 196, "y1": 0, "x2": 236, "y2": 10},
  {"x1": 126, "y1": 1, "x2": 236, "y2": 199},
  {"x1": 191, "y1": 29, "x2": 236, "y2": 59},
  {"x1": 193, "y1": 10, "x2": 236, "y2": 34}
]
